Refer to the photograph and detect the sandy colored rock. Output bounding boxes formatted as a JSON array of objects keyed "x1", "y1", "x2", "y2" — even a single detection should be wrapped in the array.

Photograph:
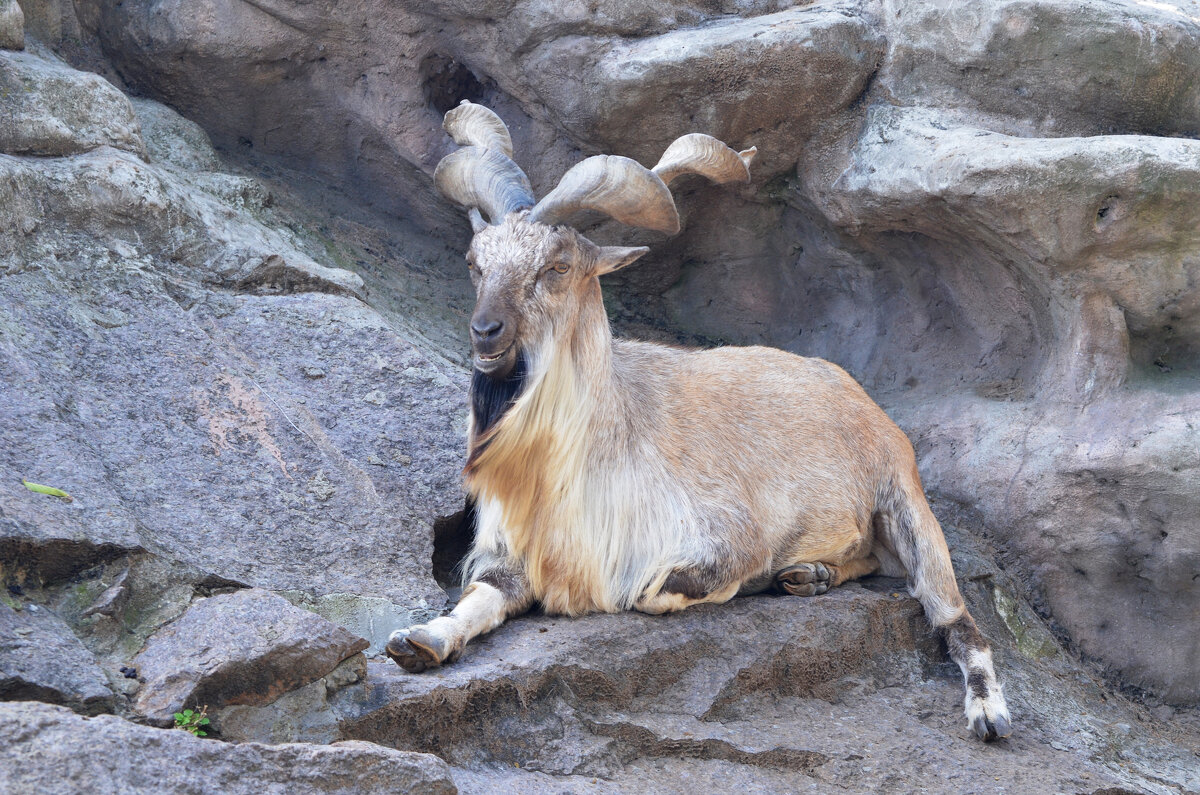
[{"x1": 132, "y1": 588, "x2": 368, "y2": 721}]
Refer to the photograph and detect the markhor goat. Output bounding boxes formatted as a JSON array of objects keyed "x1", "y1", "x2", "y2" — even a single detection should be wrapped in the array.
[{"x1": 388, "y1": 101, "x2": 1013, "y2": 741}]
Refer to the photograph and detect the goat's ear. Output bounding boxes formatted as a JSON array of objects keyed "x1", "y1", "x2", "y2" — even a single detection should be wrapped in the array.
[
  {"x1": 468, "y1": 208, "x2": 488, "y2": 234},
  {"x1": 594, "y1": 246, "x2": 649, "y2": 276}
]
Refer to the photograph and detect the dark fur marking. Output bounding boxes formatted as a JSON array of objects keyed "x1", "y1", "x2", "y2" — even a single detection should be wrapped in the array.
[
  {"x1": 942, "y1": 615, "x2": 992, "y2": 699},
  {"x1": 470, "y1": 351, "x2": 528, "y2": 436},
  {"x1": 967, "y1": 669, "x2": 990, "y2": 700},
  {"x1": 477, "y1": 567, "x2": 531, "y2": 606},
  {"x1": 662, "y1": 568, "x2": 711, "y2": 600},
  {"x1": 942, "y1": 614, "x2": 987, "y2": 651}
]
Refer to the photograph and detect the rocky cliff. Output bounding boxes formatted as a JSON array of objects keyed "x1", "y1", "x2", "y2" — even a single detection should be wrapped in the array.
[{"x1": 1, "y1": 0, "x2": 1198, "y2": 792}]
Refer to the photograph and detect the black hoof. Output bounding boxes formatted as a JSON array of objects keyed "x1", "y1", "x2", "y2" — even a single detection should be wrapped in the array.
[
  {"x1": 971, "y1": 711, "x2": 1013, "y2": 742},
  {"x1": 386, "y1": 628, "x2": 444, "y2": 673},
  {"x1": 775, "y1": 562, "x2": 830, "y2": 597}
]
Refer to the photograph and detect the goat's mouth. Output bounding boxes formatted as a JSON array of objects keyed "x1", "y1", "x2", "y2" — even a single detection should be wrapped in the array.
[{"x1": 473, "y1": 344, "x2": 516, "y2": 376}]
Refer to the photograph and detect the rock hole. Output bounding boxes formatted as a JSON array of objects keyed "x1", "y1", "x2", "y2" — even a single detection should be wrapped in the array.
[
  {"x1": 1094, "y1": 195, "x2": 1123, "y2": 231},
  {"x1": 432, "y1": 500, "x2": 476, "y2": 590},
  {"x1": 194, "y1": 573, "x2": 249, "y2": 597},
  {"x1": 420, "y1": 55, "x2": 487, "y2": 115}
]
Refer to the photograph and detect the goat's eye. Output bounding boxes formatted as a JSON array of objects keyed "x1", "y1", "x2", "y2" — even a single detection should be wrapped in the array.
[{"x1": 552, "y1": 262, "x2": 570, "y2": 274}]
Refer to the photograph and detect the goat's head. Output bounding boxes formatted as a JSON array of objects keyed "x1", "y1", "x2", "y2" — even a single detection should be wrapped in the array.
[{"x1": 434, "y1": 101, "x2": 755, "y2": 380}]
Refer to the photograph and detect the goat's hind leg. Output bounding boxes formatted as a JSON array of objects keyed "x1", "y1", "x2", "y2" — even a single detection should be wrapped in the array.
[
  {"x1": 943, "y1": 612, "x2": 1011, "y2": 741},
  {"x1": 877, "y1": 462, "x2": 1012, "y2": 740},
  {"x1": 775, "y1": 555, "x2": 880, "y2": 596},
  {"x1": 387, "y1": 566, "x2": 533, "y2": 672}
]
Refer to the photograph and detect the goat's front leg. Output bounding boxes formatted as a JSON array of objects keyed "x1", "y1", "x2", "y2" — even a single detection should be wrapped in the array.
[{"x1": 386, "y1": 566, "x2": 532, "y2": 672}]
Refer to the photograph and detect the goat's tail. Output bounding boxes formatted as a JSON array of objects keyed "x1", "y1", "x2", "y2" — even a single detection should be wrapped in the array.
[{"x1": 876, "y1": 457, "x2": 1013, "y2": 741}]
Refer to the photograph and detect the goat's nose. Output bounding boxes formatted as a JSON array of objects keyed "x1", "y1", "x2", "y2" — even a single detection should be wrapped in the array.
[{"x1": 471, "y1": 318, "x2": 503, "y2": 339}]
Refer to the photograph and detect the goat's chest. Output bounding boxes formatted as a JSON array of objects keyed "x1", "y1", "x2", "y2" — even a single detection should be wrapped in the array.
[{"x1": 470, "y1": 459, "x2": 693, "y2": 616}]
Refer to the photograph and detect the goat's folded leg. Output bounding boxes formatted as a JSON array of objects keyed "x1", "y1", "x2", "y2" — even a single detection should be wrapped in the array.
[
  {"x1": 774, "y1": 555, "x2": 880, "y2": 596},
  {"x1": 634, "y1": 563, "x2": 741, "y2": 615},
  {"x1": 774, "y1": 562, "x2": 831, "y2": 596},
  {"x1": 387, "y1": 567, "x2": 533, "y2": 672}
]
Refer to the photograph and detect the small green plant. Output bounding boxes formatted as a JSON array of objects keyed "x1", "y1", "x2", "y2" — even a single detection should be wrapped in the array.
[
  {"x1": 21, "y1": 479, "x2": 73, "y2": 502},
  {"x1": 173, "y1": 706, "x2": 211, "y2": 737}
]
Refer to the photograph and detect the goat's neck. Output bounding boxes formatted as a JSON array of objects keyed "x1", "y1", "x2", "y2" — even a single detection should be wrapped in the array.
[
  {"x1": 467, "y1": 279, "x2": 613, "y2": 472},
  {"x1": 519, "y1": 278, "x2": 614, "y2": 440},
  {"x1": 560, "y1": 280, "x2": 614, "y2": 395}
]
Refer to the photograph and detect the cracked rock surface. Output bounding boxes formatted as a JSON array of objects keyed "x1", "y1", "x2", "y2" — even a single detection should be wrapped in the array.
[
  {"x1": 131, "y1": 589, "x2": 368, "y2": 723},
  {"x1": 0, "y1": 701, "x2": 457, "y2": 795},
  {"x1": 0, "y1": 601, "x2": 113, "y2": 714}
]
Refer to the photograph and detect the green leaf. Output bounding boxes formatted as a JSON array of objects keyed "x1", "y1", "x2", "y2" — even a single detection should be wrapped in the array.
[
  {"x1": 198, "y1": 717, "x2": 210, "y2": 725},
  {"x1": 21, "y1": 480, "x2": 73, "y2": 502},
  {"x1": 196, "y1": 730, "x2": 207, "y2": 737},
  {"x1": 173, "y1": 713, "x2": 185, "y2": 722}
]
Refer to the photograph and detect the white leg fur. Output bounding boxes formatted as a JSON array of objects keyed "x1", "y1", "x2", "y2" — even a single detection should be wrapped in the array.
[
  {"x1": 958, "y1": 647, "x2": 1012, "y2": 740},
  {"x1": 387, "y1": 582, "x2": 510, "y2": 672}
]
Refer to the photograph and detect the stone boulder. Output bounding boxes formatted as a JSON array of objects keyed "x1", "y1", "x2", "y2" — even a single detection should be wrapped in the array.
[
  {"x1": 519, "y1": 5, "x2": 887, "y2": 176},
  {"x1": 131, "y1": 589, "x2": 368, "y2": 722},
  {"x1": 0, "y1": 44, "x2": 467, "y2": 636},
  {"x1": 0, "y1": 47, "x2": 142, "y2": 156},
  {"x1": 0, "y1": 601, "x2": 113, "y2": 714},
  {"x1": 0, "y1": 701, "x2": 457, "y2": 795},
  {"x1": 0, "y1": 0, "x2": 21, "y2": 50},
  {"x1": 230, "y1": 566, "x2": 1200, "y2": 794}
]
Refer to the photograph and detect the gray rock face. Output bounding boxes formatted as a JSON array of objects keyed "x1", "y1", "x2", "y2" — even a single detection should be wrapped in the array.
[
  {"x1": 0, "y1": 601, "x2": 113, "y2": 714},
  {"x1": 522, "y1": 4, "x2": 886, "y2": 175},
  {"x1": 0, "y1": 48, "x2": 142, "y2": 156},
  {"x1": 327, "y1": 575, "x2": 1194, "y2": 794},
  {"x1": 0, "y1": 701, "x2": 458, "y2": 795},
  {"x1": 881, "y1": 0, "x2": 1200, "y2": 138},
  {"x1": 0, "y1": 45, "x2": 467, "y2": 618},
  {"x1": 132, "y1": 588, "x2": 368, "y2": 721},
  {"x1": 0, "y1": 0, "x2": 21, "y2": 50}
]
